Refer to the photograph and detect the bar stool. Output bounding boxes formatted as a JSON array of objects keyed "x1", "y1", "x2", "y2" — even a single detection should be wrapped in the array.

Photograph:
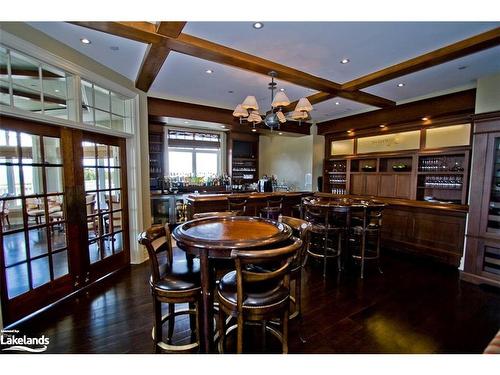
[
  {"x1": 138, "y1": 224, "x2": 202, "y2": 353},
  {"x1": 260, "y1": 195, "x2": 283, "y2": 220},
  {"x1": 227, "y1": 196, "x2": 248, "y2": 215},
  {"x1": 349, "y1": 203, "x2": 385, "y2": 279},
  {"x1": 217, "y1": 237, "x2": 302, "y2": 354},
  {"x1": 304, "y1": 202, "x2": 346, "y2": 277}
]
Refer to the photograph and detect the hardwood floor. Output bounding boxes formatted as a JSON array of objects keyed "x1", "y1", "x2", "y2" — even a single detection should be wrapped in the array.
[{"x1": 8, "y1": 248, "x2": 500, "y2": 354}]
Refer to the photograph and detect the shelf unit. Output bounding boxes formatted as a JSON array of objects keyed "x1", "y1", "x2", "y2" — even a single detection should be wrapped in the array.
[
  {"x1": 323, "y1": 149, "x2": 470, "y2": 203},
  {"x1": 230, "y1": 135, "x2": 259, "y2": 183},
  {"x1": 149, "y1": 126, "x2": 164, "y2": 190},
  {"x1": 462, "y1": 113, "x2": 500, "y2": 288}
]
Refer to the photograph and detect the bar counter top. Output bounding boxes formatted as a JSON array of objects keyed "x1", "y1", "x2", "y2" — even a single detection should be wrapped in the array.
[
  {"x1": 185, "y1": 191, "x2": 312, "y2": 202},
  {"x1": 314, "y1": 193, "x2": 469, "y2": 213}
]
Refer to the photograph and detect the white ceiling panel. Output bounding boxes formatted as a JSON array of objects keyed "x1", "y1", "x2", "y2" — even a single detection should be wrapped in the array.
[
  {"x1": 365, "y1": 46, "x2": 500, "y2": 102},
  {"x1": 183, "y1": 22, "x2": 500, "y2": 83},
  {"x1": 149, "y1": 51, "x2": 314, "y2": 112},
  {"x1": 27, "y1": 22, "x2": 148, "y2": 81},
  {"x1": 311, "y1": 97, "x2": 377, "y2": 122}
]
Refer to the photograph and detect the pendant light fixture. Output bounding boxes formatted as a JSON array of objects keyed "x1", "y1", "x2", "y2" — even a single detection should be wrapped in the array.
[{"x1": 232, "y1": 71, "x2": 313, "y2": 130}]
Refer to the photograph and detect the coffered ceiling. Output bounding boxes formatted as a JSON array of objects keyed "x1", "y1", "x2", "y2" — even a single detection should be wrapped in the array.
[{"x1": 27, "y1": 21, "x2": 500, "y2": 123}]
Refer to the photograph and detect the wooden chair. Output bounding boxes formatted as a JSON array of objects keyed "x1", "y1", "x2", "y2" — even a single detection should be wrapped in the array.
[
  {"x1": 227, "y1": 196, "x2": 248, "y2": 215},
  {"x1": 26, "y1": 198, "x2": 45, "y2": 224},
  {"x1": 349, "y1": 204, "x2": 385, "y2": 279},
  {"x1": 85, "y1": 193, "x2": 98, "y2": 237},
  {"x1": 138, "y1": 224, "x2": 202, "y2": 353},
  {"x1": 260, "y1": 195, "x2": 283, "y2": 220},
  {"x1": 217, "y1": 237, "x2": 302, "y2": 354},
  {"x1": 304, "y1": 202, "x2": 347, "y2": 277},
  {"x1": 279, "y1": 216, "x2": 311, "y2": 343},
  {"x1": 1, "y1": 196, "x2": 11, "y2": 228}
]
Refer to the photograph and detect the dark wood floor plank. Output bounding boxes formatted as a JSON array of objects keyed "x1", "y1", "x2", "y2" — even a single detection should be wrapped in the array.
[{"x1": 8, "y1": 248, "x2": 500, "y2": 354}]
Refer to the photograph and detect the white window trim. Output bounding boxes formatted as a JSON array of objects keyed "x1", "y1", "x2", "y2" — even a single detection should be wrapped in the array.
[{"x1": 0, "y1": 29, "x2": 146, "y2": 266}]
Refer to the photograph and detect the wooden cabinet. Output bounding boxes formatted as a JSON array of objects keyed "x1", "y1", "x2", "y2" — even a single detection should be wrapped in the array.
[
  {"x1": 381, "y1": 205, "x2": 467, "y2": 266},
  {"x1": 229, "y1": 132, "x2": 259, "y2": 184},
  {"x1": 462, "y1": 113, "x2": 500, "y2": 287}
]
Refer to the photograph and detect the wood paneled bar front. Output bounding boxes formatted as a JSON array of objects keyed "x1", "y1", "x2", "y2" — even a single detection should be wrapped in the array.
[
  {"x1": 185, "y1": 192, "x2": 311, "y2": 219},
  {"x1": 315, "y1": 193, "x2": 468, "y2": 267}
]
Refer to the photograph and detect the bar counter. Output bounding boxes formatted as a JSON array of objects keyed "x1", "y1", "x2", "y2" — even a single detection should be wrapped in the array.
[
  {"x1": 316, "y1": 193, "x2": 468, "y2": 266},
  {"x1": 186, "y1": 191, "x2": 311, "y2": 218}
]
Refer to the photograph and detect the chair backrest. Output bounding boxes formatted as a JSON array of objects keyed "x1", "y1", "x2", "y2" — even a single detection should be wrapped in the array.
[
  {"x1": 230, "y1": 237, "x2": 302, "y2": 312},
  {"x1": 266, "y1": 195, "x2": 283, "y2": 208},
  {"x1": 280, "y1": 216, "x2": 312, "y2": 268},
  {"x1": 137, "y1": 224, "x2": 174, "y2": 283},
  {"x1": 86, "y1": 194, "x2": 96, "y2": 216},
  {"x1": 227, "y1": 197, "x2": 247, "y2": 213}
]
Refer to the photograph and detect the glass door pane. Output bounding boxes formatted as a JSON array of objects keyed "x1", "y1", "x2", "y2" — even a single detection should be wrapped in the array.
[
  {"x1": 487, "y1": 137, "x2": 500, "y2": 234},
  {"x1": 82, "y1": 137, "x2": 126, "y2": 269},
  {"x1": 0, "y1": 128, "x2": 69, "y2": 301}
]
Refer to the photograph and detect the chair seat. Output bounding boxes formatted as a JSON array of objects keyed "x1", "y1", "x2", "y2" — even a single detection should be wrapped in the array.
[
  {"x1": 218, "y1": 270, "x2": 288, "y2": 308},
  {"x1": 153, "y1": 258, "x2": 201, "y2": 292},
  {"x1": 28, "y1": 209, "x2": 45, "y2": 216}
]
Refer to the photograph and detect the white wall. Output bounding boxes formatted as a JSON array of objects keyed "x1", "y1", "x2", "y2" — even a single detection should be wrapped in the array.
[
  {"x1": 259, "y1": 131, "x2": 314, "y2": 191},
  {"x1": 475, "y1": 72, "x2": 500, "y2": 114}
]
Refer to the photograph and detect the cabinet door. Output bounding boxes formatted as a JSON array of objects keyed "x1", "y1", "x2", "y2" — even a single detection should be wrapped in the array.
[
  {"x1": 379, "y1": 174, "x2": 396, "y2": 197},
  {"x1": 395, "y1": 174, "x2": 412, "y2": 199},
  {"x1": 365, "y1": 174, "x2": 380, "y2": 196},
  {"x1": 350, "y1": 174, "x2": 364, "y2": 195},
  {"x1": 480, "y1": 133, "x2": 500, "y2": 239}
]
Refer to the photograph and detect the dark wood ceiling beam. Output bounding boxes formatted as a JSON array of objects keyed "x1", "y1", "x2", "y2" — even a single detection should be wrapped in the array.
[
  {"x1": 68, "y1": 22, "x2": 394, "y2": 108},
  {"x1": 69, "y1": 21, "x2": 162, "y2": 44},
  {"x1": 148, "y1": 97, "x2": 312, "y2": 135},
  {"x1": 282, "y1": 92, "x2": 337, "y2": 113},
  {"x1": 135, "y1": 22, "x2": 187, "y2": 92},
  {"x1": 316, "y1": 89, "x2": 476, "y2": 135},
  {"x1": 342, "y1": 27, "x2": 500, "y2": 91}
]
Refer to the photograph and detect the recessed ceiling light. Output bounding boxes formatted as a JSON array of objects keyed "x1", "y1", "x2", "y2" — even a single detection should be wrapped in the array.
[
  {"x1": 183, "y1": 121, "x2": 189, "y2": 124},
  {"x1": 54, "y1": 89, "x2": 60, "y2": 93},
  {"x1": 340, "y1": 58, "x2": 350, "y2": 64},
  {"x1": 397, "y1": 83, "x2": 405, "y2": 87},
  {"x1": 205, "y1": 69, "x2": 213, "y2": 74},
  {"x1": 110, "y1": 46, "x2": 119, "y2": 51},
  {"x1": 80, "y1": 38, "x2": 91, "y2": 45},
  {"x1": 251, "y1": 129, "x2": 257, "y2": 132},
  {"x1": 279, "y1": 88, "x2": 285, "y2": 92},
  {"x1": 347, "y1": 130, "x2": 352, "y2": 134},
  {"x1": 253, "y1": 22, "x2": 264, "y2": 29},
  {"x1": 335, "y1": 101, "x2": 340, "y2": 105},
  {"x1": 278, "y1": 132, "x2": 283, "y2": 135},
  {"x1": 422, "y1": 117, "x2": 429, "y2": 121},
  {"x1": 221, "y1": 125, "x2": 226, "y2": 128},
  {"x1": 458, "y1": 66, "x2": 468, "y2": 70},
  {"x1": 379, "y1": 124, "x2": 386, "y2": 128},
  {"x1": 228, "y1": 90, "x2": 234, "y2": 94}
]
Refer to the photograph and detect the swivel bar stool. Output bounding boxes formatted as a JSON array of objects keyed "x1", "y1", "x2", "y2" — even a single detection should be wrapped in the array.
[
  {"x1": 227, "y1": 196, "x2": 248, "y2": 215},
  {"x1": 349, "y1": 203, "x2": 385, "y2": 279},
  {"x1": 304, "y1": 201, "x2": 345, "y2": 277},
  {"x1": 138, "y1": 224, "x2": 201, "y2": 353},
  {"x1": 260, "y1": 195, "x2": 283, "y2": 220}
]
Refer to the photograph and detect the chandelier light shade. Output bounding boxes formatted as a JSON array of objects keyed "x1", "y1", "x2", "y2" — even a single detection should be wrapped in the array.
[
  {"x1": 232, "y1": 71, "x2": 313, "y2": 130},
  {"x1": 247, "y1": 110, "x2": 262, "y2": 124},
  {"x1": 241, "y1": 95, "x2": 259, "y2": 110},
  {"x1": 291, "y1": 110, "x2": 308, "y2": 120},
  {"x1": 277, "y1": 111, "x2": 286, "y2": 123},
  {"x1": 294, "y1": 97, "x2": 313, "y2": 112},
  {"x1": 271, "y1": 91, "x2": 291, "y2": 107},
  {"x1": 232, "y1": 104, "x2": 248, "y2": 118}
]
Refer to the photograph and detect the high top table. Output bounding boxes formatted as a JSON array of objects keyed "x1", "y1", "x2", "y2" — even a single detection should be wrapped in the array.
[{"x1": 172, "y1": 215, "x2": 293, "y2": 353}]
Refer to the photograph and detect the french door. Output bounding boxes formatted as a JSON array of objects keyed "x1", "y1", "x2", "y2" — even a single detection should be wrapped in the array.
[
  {"x1": 81, "y1": 133, "x2": 129, "y2": 281},
  {"x1": 0, "y1": 116, "x2": 129, "y2": 325}
]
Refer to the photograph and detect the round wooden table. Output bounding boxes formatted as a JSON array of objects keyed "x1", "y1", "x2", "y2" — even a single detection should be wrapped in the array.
[{"x1": 172, "y1": 216, "x2": 293, "y2": 353}]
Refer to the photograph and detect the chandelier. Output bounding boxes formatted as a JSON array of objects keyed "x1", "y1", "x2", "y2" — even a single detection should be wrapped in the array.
[{"x1": 232, "y1": 71, "x2": 313, "y2": 130}]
